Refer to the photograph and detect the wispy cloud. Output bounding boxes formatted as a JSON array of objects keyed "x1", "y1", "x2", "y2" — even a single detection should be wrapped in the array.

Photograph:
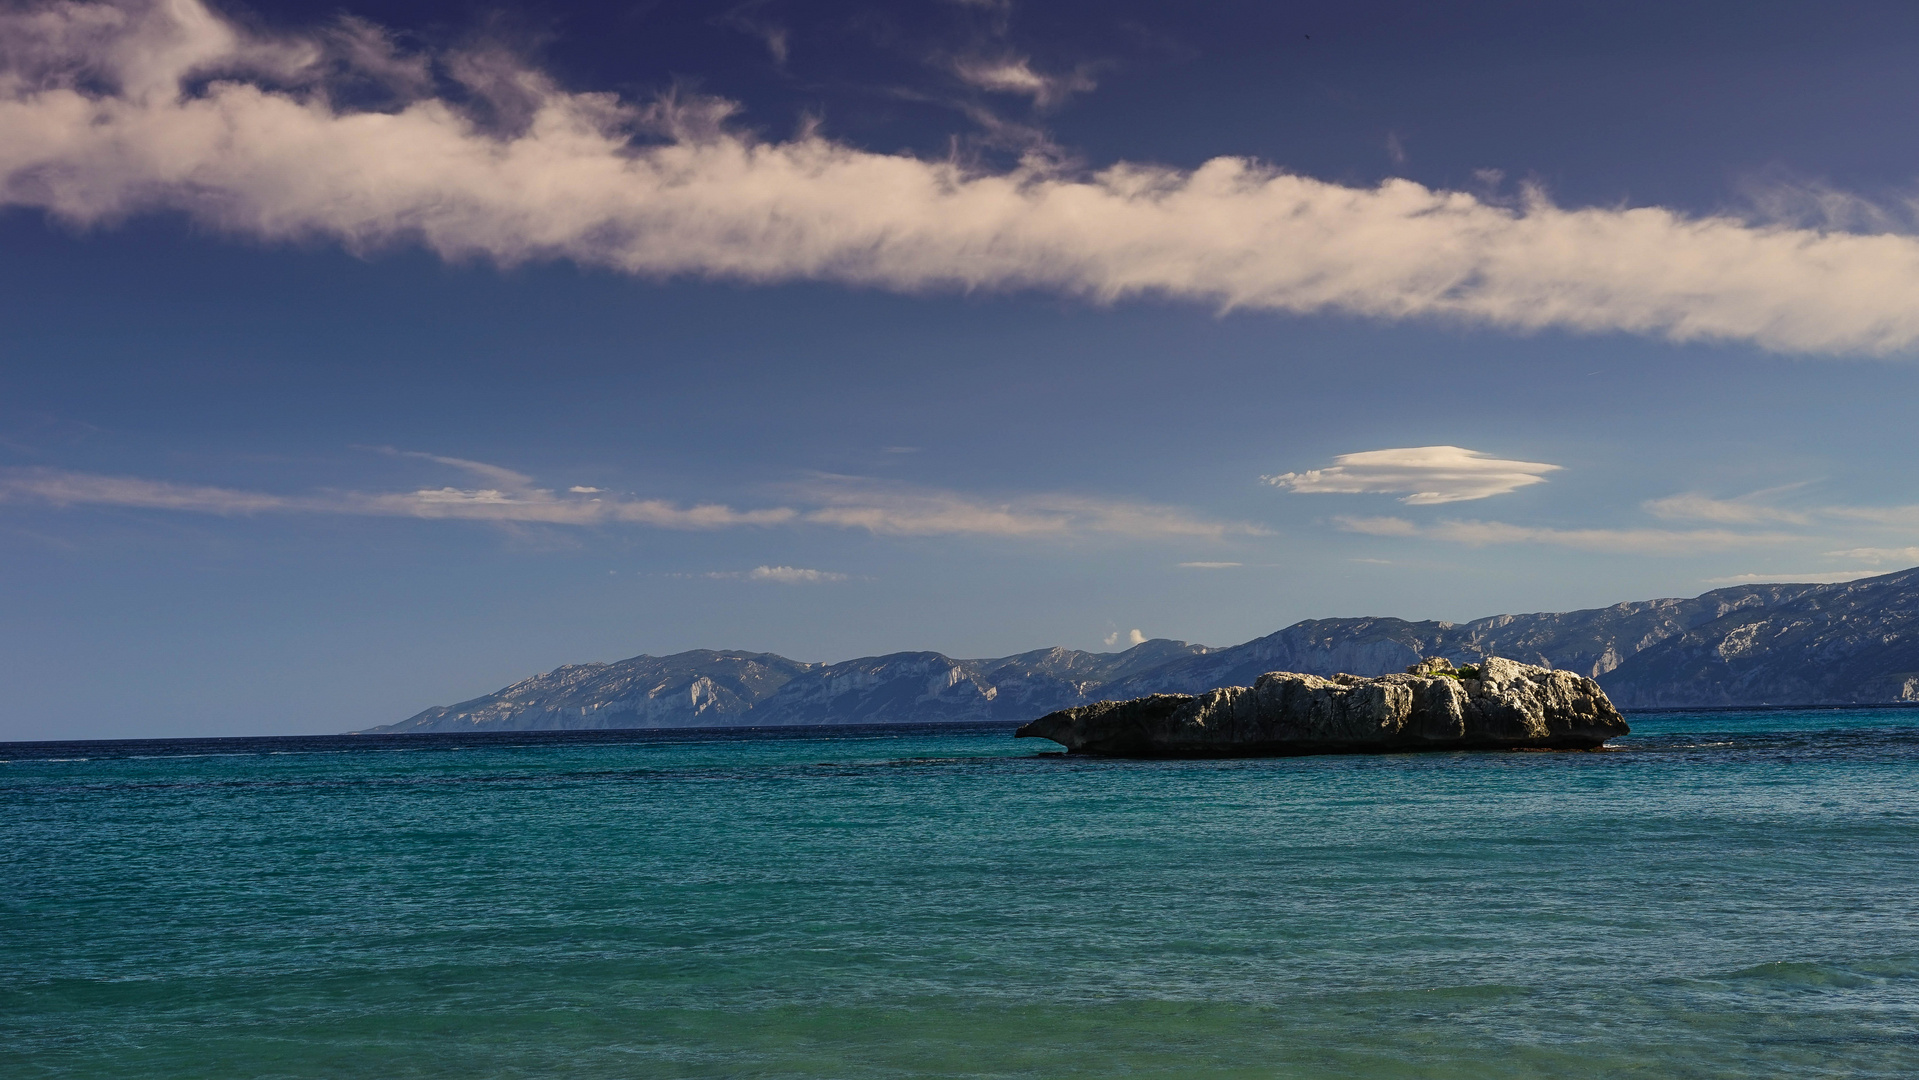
[
  {"x1": 1643, "y1": 490, "x2": 1812, "y2": 525},
  {"x1": 7, "y1": 1, "x2": 1919, "y2": 353},
  {"x1": 0, "y1": 461, "x2": 1253, "y2": 542},
  {"x1": 718, "y1": 3, "x2": 790, "y2": 67},
  {"x1": 950, "y1": 55, "x2": 1096, "y2": 108},
  {"x1": 1103, "y1": 628, "x2": 1147, "y2": 647},
  {"x1": 1334, "y1": 515, "x2": 1798, "y2": 555},
  {"x1": 1178, "y1": 561, "x2": 1241, "y2": 568},
  {"x1": 705, "y1": 565, "x2": 849, "y2": 584},
  {"x1": 0, "y1": 467, "x2": 295, "y2": 514},
  {"x1": 0, "y1": 464, "x2": 794, "y2": 527},
  {"x1": 791, "y1": 475, "x2": 1266, "y2": 539},
  {"x1": 1704, "y1": 570, "x2": 1884, "y2": 585},
  {"x1": 1825, "y1": 546, "x2": 1919, "y2": 564},
  {"x1": 1648, "y1": 491, "x2": 1919, "y2": 537},
  {"x1": 1817, "y1": 504, "x2": 1919, "y2": 527},
  {"x1": 1266, "y1": 446, "x2": 1560, "y2": 505},
  {"x1": 375, "y1": 448, "x2": 537, "y2": 489}
]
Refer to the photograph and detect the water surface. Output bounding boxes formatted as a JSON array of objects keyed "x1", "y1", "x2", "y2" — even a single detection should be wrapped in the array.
[{"x1": 5, "y1": 711, "x2": 1917, "y2": 1077}]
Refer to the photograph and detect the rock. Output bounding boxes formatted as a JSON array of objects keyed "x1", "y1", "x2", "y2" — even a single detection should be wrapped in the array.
[{"x1": 1013, "y1": 656, "x2": 1629, "y2": 757}]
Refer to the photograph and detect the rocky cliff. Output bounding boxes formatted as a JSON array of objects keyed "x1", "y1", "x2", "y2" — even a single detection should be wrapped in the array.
[
  {"x1": 1016, "y1": 657, "x2": 1629, "y2": 757},
  {"x1": 359, "y1": 567, "x2": 1919, "y2": 732}
]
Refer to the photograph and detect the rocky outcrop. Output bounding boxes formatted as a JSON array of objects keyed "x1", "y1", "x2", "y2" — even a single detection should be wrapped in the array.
[{"x1": 1014, "y1": 657, "x2": 1629, "y2": 757}]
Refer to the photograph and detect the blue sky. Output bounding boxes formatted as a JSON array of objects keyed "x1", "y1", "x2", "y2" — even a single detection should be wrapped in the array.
[{"x1": 6, "y1": 0, "x2": 1919, "y2": 739}]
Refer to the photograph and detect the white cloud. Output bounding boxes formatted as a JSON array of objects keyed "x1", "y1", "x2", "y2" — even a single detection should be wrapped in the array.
[
  {"x1": 0, "y1": 464, "x2": 790, "y2": 527},
  {"x1": 792, "y1": 475, "x2": 1266, "y2": 539},
  {"x1": 0, "y1": 467, "x2": 293, "y2": 514},
  {"x1": 6, "y1": 1, "x2": 1919, "y2": 354},
  {"x1": 1178, "y1": 561, "x2": 1241, "y2": 568},
  {"x1": 1643, "y1": 491, "x2": 1812, "y2": 525},
  {"x1": 379, "y1": 449, "x2": 535, "y2": 489},
  {"x1": 703, "y1": 565, "x2": 848, "y2": 584},
  {"x1": 1818, "y1": 505, "x2": 1919, "y2": 526},
  {"x1": 1651, "y1": 494, "x2": 1919, "y2": 535},
  {"x1": 1825, "y1": 546, "x2": 1919, "y2": 564},
  {"x1": 1335, "y1": 515, "x2": 1800, "y2": 555},
  {"x1": 950, "y1": 56, "x2": 1096, "y2": 108},
  {"x1": 1266, "y1": 446, "x2": 1560, "y2": 505},
  {"x1": 0, "y1": 461, "x2": 1254, "y2": 542},
  {"x1": 1704, "y1": 570, "x2": 1884, "y2": 584},
  {"x1": 750, "y1": 564, "x2": 844, "y2": 583},
  {"x1": 1103, "y1": 628, "x2": 1147, "y2": 647}
]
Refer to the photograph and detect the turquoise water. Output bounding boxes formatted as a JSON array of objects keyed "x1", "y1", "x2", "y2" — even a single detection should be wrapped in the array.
[{"x1": 5, "y1": 712, "x2": 1918, "y2": 1078}]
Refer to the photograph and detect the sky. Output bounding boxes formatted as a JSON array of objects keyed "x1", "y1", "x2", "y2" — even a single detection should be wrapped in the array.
[{"x1": 7, "y1": 0, "x2": 1919, "y2": 739}]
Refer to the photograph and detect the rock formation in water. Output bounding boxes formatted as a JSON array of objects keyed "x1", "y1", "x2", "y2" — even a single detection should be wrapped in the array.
[{"x1": 1014, "y1": 657, "x2": 1629, "y2": 757}]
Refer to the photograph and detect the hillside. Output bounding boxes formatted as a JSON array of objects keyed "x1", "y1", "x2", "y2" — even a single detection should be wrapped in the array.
[{"x1": 358, "y1": 569, "x2": 1919, "y2": 732}]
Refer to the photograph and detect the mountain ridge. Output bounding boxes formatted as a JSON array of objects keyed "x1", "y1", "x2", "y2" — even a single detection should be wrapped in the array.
[{"x1": 358, "y1": 568, "x2": 1919, "y2": 733}]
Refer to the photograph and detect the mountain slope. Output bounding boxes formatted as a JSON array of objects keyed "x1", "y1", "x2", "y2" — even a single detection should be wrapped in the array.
[
  {"x1": 1599, "y1": 568, "x2": 1919, "y2": 706},
  {"x1": 743, "y1": 639, "x2": 1214, "y2": 727},
  {"x1": 1105, "y1": 581, "x2": 1833, "y2": 697},
  {"x1": 376, "y1": 650, "x2": 813, "y2": 732},
  {"x1": 363, "y1": 639, "x2": 1211, "y2": 733},
  {"x1": 358, "y1": 568, "x2": 1919, "y2": 732}
]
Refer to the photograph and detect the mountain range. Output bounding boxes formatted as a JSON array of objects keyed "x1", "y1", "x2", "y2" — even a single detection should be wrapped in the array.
[{"x1": 359, "y1": 567, "x2": 1919, "y2": 733}]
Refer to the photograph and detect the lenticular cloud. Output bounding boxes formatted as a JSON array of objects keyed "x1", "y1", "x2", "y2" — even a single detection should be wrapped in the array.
[
  {"x1": 1265, "y1": 446, "x2": 1562, "y2": 505},
  {"x1": 7, "y1": 0, "x2": 1919, "y2": 354}
]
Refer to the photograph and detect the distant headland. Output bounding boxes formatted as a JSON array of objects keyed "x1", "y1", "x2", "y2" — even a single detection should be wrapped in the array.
[{"x1": 355, "y1": 567, "x2": 1919, "y2": 734}]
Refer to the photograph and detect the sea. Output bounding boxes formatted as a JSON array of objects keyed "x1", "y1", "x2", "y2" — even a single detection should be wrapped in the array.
[{"x1": 4, "y1": 710, "x2": 1917, "y2": 1079}]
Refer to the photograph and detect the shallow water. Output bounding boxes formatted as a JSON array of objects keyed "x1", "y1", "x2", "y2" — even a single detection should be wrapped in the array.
[{"x1": 4, "y1": 711, "x2": 1918, "y2": 1078}]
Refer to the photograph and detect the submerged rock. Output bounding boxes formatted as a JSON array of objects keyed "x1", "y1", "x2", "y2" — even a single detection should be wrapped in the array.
[{"x1": 1014, "y1": 656, "x2": 1628, "y2": 757}]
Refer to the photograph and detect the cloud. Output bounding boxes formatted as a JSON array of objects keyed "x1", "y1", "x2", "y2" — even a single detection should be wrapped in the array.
[
  {"x1": 1650, "y1": 492, "x2": 1919, "y2": 533},
  {"x1": 377, "y1": 449, "x2": 535, "y2": 489},
  {"x1": 0, "y1": 464, "x2": 795, "y2": 527},
  {"x1": 950, "y1": 55, "x2": 1096, "y2": 108},
  {"x1": 1178, "y1": 561, "x2": 1241, "y2": 568},
  {"x1": 6, "y1": 1, "x2": 1919, "y2": 354},
  {"x1": 704, "y1": 565, "x2": 848, "y2": 584},
  {"x1": 1384, "y1": 130, "x2": 1407, "y2": 168},
  {"x1": 792, "y1": 475, "x2": 1266, "y2": 539},
  {"x1": 1817, "y1": 504, "x2": 1919, "y2": 526},
  {"x1": 1643, "y1": 491, "x2": 1812, "y2": 525},
  {"x1": 1103, "y1": 628, "x2": 1147, "y2": 647},
  {"x1": 1825, "y1": 546, "x2": 1919, "y2": 564},
  {"x1": 1265, "y1": 446, "x2": 1561, "y2": 504},
  {"x1": 0, "y1": 466, "x2": 294, "y2": 514},
  {"x1": 1334, "y1": 515, "x2": 1799, "y2": 555},
  {"x1": 0, "y1": 461, "x2": 1253, "y2": 542},
  {"x1": 1704, "y1": 570, "x2": 1883, "y2": 585},
  {"x1": 718, "y1": 4, "x2": 789, "y2": 67}
]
